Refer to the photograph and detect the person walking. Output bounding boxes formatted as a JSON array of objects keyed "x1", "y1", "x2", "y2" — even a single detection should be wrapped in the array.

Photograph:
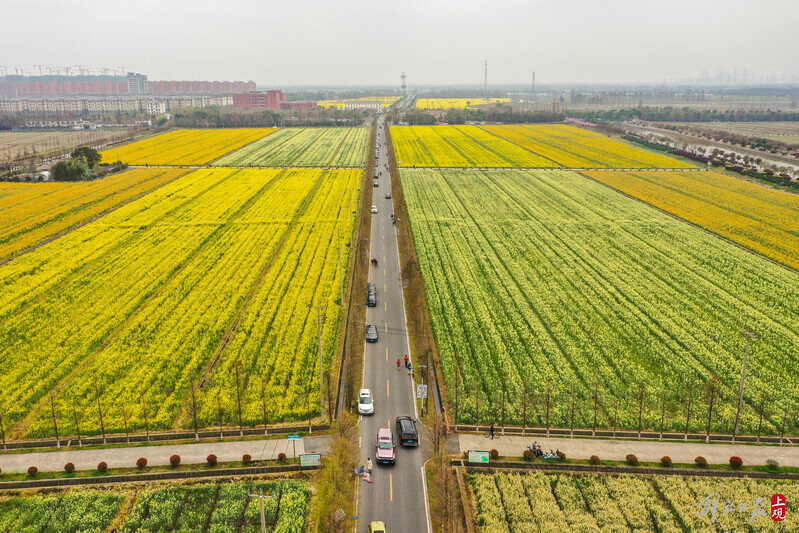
[
  {"x1": 404, "y1": 355, "x2": 409, "y2": 368},
  {"x1": 396, "y1": 359, "x2": 401, "y2": 370},
  {"x1": 490, "y1": 423, "x2": 495, "y2": 440},
  {"x1": 366, "y1": 457, "x2": 372, "y2": 473}
]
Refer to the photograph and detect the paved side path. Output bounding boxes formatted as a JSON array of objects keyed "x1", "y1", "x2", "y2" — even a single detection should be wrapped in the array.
[
  {"x1": 458, "y1": 434, "x2": 799, "y2": 467},
  {"x1": 0, "y1": 438, "x2": 310, "y2": 473}
]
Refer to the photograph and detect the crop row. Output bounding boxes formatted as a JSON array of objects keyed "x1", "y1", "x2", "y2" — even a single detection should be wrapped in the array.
[
  {"x1": 0, "y1": 168, "x2": 185, "y2": 261},
  {"x1": 482, "y1": 124, "x2": 696, "y2": 169},
  {"x1": 391, "y1": 125, "x2": 553, "y2": 168},
  {"x1": 100, "y1": 128, "x2": 273, "y2": 166},
  {"x1": 0, "y1": 167, "x2": 358, "y2": 438},
  {"x1": 0, "y1": 480, "x2": 309, "y2": 533},
  {"x1": 470, "y1": 472, "x2": 799, "y2": 532},
  {"x1": 215, "y1": 127, "x2": 369, "y2": 168},
  {"x1": 583, "y1": 170, "x2": 799, "y2": 270},
  {"x1": 402, "y1": 169, "x2": 799, "y2": 434}
]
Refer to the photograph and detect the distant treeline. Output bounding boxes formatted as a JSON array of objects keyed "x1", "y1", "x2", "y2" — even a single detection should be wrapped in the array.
[
  {"x1": 449, "y1": 107, "x2": 565, "y2": 124},
  {"x1": 568, "y1": 107, "x2": 799, "y2": 123},
  {"x1": 173, "y1": 106, "x2": 368, "y2": 128}
]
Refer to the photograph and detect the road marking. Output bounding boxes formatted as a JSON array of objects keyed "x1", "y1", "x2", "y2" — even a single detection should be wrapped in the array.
[
  {"x1": 385, "y1": 323, "x2": 388, "y2": 333},
  {"x1": 383, "y1": 255, "x2": 386, "y2": 262},
  {"x1": 390, "y1": 473, "x2": 394, "y2": 502},
  {"x1": 385, "y1": 301, "x2": 387, "y2": 311},
  {"x1": 386, "y1": 347, "x2": 389, "y2": 361},
  {"x1": 383, "y1": 268, "x2": 386, "y2": 276},
  {"x1": 387, "y1": 380, "x2": 390, "y2": 396},
  {"x1": 384, "y1": 283, "x2": 386, "y2": 292}
]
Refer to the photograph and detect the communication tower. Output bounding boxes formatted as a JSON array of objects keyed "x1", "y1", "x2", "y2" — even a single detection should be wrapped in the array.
[
  {"x1": 401, "y1": 71, "x2": 406, "y2": 97},
  {"x1": 484, "y1": 60, "x2": 488, "y2": 98}
]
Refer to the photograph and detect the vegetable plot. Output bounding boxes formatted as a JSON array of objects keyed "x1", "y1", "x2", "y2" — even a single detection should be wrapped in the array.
[{"x1": 470, "y1": 472, "x2": 799, "y2": 532}]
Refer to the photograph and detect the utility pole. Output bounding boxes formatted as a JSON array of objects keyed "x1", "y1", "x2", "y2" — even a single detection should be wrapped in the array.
[
  {"x1": 93, "y1": 373, "x2": 107, "y2": 445},
  {"x1": 733, "y1": 330, "x2": 757, "y2": 441},
  {"x1": 311, "y1": 305, "x2": 327, "y2": 423},
  {"x1": 338, "y1": 228, "x2": 344, "y2": 307},
  {"x1": 247, "y1": 490, "x2": 274, "y2": 533}
]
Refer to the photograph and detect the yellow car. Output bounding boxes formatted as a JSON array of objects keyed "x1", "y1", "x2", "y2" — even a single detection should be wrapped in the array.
[{"x1": 368, "y1": 521, "x2": 387, "y2": 533}]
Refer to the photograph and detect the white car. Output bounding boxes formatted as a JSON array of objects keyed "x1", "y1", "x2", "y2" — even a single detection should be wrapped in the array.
[
  {"x1": 358, "y1": 388, "x2": 374, "y2": 415},
  {"x1": 371, "y1": 206, "x2": 378, "y2": 213}
]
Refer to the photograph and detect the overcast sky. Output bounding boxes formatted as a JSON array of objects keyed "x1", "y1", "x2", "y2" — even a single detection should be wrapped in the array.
[{"x1": 2, "y1": 0, "x2": 797, "y2": 87}]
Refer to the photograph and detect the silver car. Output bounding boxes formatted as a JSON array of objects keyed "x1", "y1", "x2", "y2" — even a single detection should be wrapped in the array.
[{"x1": 358, "y1": 388, "x2": 374, "y2": 415}]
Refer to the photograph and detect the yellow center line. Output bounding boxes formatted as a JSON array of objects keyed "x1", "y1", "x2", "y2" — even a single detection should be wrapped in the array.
[
  {"x1": 390, "y1": 473, "x2": 393, "y2": 501},
  {"x1": 386, "y1": 347, "x2": 389, "y2": 361},
  {"x1": 384, "y1": 301, "x2": 387, "y2": 311},
  {"x1": 384, "y1": 283, "x2": 386, "y2": 292},
  {"x1": 383, "y1": 268, "x2": 386, "y2": 276},
  {"x1": 387, "y1": 380, "x2": 390, "y2": 397},
  {"x1": 385, "y1": 323, "x2": 388, "y2": 333}
]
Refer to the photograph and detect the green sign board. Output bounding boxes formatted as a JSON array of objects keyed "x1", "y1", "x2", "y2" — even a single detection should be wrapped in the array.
[
  {"x1": 300, "y1": 453, "x2": 322, "y2": 467},
  {"x1": 468, "y1": 450, "x2": 490, "y2": 463}
]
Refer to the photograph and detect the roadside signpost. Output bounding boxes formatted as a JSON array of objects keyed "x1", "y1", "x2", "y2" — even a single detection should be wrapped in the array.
[
  {"x1": 468, "y1": 450, "x2": 490, "y2": 463},
  {"x1": 300, "y1": 453, "x2": 321, "y2": 467}
]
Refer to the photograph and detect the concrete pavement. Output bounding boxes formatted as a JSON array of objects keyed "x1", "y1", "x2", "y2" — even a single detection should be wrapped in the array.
[
  {"x1": 0, "y1": 437, "x2": 310, "y2": 473},
  {"x1": 458, "y1": 433, "x2": 799, "y2": 467}
]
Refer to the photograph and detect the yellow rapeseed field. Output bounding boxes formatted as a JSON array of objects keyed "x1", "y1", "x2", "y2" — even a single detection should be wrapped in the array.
[
  {"x1": 584, "y1": 170, "x2": 799, "y2": 270},
  {"x1": 100, "y1": 128, "x2": 274, "y2": 166},
  {"x1": 482, "y1": 124, "x2": 696, "y2": 169},
  {"x1": 0, "y1": 168, "x2": 186, "y2": 261},
  {"x1": 391, "y1": 125, "x2": 553, "y2": 168},
  {"x1": 415, "y1": 98, "x2": 511, "y2": 109}
]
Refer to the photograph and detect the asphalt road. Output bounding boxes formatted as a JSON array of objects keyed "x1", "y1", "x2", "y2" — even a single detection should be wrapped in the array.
[{"x1": 357, "y1": 115, "x2": 431, "y2": 532}]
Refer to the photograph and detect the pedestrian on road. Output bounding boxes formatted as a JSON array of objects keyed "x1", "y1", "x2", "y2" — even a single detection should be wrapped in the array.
[
  {"x1": 490, "y1": 423, "x2": 495, "y2": 439},
  {"x1": 411, "y1": 370, "x2": 415, "y2": 380},
  {"x1": 404, "y1": 355, "x2": 409, "y2": 367},
  {"x1": 408, "y1": 364, "x2": 413, "y2": 376},
  {"x1": 397, "y1": 359, "x2": 401, "y2": 369},
  {"x1": 366, "y1": 457, "x2": 372, "y2": 473}
]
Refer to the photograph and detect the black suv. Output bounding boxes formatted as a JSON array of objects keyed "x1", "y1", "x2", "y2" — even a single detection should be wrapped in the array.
[{"x1": 395, "y1": 416, "x2": 419, "y2": 446}]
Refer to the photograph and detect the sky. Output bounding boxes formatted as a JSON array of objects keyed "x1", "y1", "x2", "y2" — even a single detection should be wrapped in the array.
[{"x1": 2, "y1": 0, "x2": 798, "y2": 87}]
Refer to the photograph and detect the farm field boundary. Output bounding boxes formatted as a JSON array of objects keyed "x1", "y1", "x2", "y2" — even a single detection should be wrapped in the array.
[
  {"x1": 0, "y1": 464, "x2": 319, "y2": 491},
  {"x1": 0, "y1": 168, "x2": 189, "y2": 266},
  {"x1": 459, "y1": 461, "x2": 799, "y2": 481},
  {"x1": 580, "y1": 169, "x2": 799, "y2": 272}
]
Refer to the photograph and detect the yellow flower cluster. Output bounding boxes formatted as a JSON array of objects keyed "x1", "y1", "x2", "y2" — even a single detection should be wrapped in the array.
[
  {"x1": 99, "y1": 128, "x2": 274, "y2": 166},
  {"x1": 584, "y1": 170, "x2": 799, "y2": 270},
  {"x1": 482, "y1": 124, "x2": 696, "y2": 168},
  {"x1": 415, "y1": 98, "x2": 510, "y2": 109},
  {"x1": 0, "y1": 168, "x2": 185, "y2": 261}
]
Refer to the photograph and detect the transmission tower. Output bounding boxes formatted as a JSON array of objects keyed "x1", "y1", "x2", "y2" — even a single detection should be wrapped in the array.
[
  {"x1": 401, "y1": 71, "x2": 406, "y2": 98},
  {"x1": 484, "y1": 60, "x2": 488, "y2": 98}
]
